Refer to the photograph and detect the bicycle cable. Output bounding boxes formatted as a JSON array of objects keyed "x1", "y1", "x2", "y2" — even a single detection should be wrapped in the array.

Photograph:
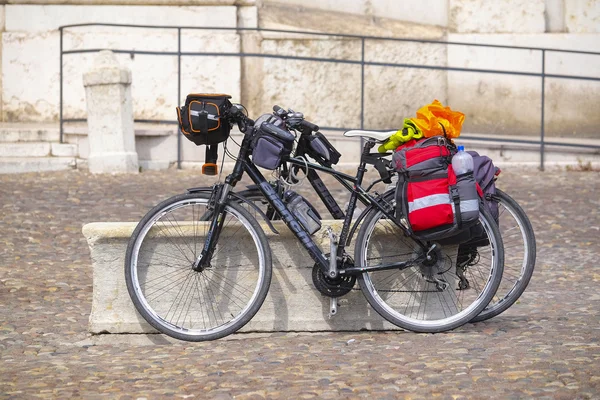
[
  {"x1": 217, "y1": 141, "x2": 227, "y2": 182},
  {"x1": 277, "y1": 155, "x2": 309, "y2": 188}
]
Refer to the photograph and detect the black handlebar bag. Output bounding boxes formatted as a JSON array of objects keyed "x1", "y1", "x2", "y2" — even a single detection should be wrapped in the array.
[
  {"x1": 176, "y1": 94, "x2": 232, "y2": 145},
  {"x1": 176, "y1": 94, "x2": 232, "y2": 175}
]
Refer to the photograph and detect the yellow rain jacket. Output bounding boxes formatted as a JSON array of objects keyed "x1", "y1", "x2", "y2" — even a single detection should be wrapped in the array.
[
  {"x1": 411, "y1": 99, "x2": 465, "y2": 139},
  {"x1": 378, "y1": 118, "x2": 424, "y2": 153}
]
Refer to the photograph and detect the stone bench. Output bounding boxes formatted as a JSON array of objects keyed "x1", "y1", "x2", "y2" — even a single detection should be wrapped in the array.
[{"x1": 83, "y1": 221, "x2": 459, "y2": 334}]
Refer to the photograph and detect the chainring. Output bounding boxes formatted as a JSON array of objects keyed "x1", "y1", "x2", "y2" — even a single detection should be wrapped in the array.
[{"x1": 312, "y1": 255, "x2": 356, "y2": 297}]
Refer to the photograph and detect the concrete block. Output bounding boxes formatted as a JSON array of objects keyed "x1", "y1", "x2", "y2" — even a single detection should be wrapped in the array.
[
  {"x1": 565, "y1": 0, "x2": 600, "y2": 33},
  {"x1": 0, "y1": 142, "x2": 50, "y2": 157},
  {"x1": 0, "y1": 157, "x2": 76, "y2": 173},
  {"x1": 82, "y1": 220, "x2": 461, "y2": 334},
  {"x1": 364, "y1": 40, "x2": 448, "y2": 130},
  {"x1": 4, "y1": 5, "x2": 237, "y2": 32},
  {"x1": 2, "y1": 29, "x2": 240, "y2": 123},
  {"x1": 447, "y1": 33, "x2": 600, "y2": 137},
  {"x1": 371, "y1": 0, "x2": 448, "y2": 27},
  {"x1": 2, "y1": 31, "x2": 60, "y2": 122},
  {"x1": 138, "y1": 160, "x2": 172, "y2": 171},
  {"x1": 0, "y1": 5, "x2": 5, "y2": 32},
  {"x1": 237, "y1": 5, "x2": 258, "y2": 28},
  {"x1": 265, "y1": 0, "x2": 368, "y2": 16},
  {"x1": 51, "y1": 143, "x2": 78, "y2": 157},
  {"x1": 456, "y1": 134, "x2": 600, "y2": 168},
  {"x1": 83, "y1": 50, "x2": 138, "y2": 174},
  {"x1": 448, "y1": 0, "x2": 545, "y2": 33},
  {"x1": 545, "y1": 0, "x2": 566, "y2": 32},
  {"x1": 0, "y1": 124, "x2": 60, "y2": 142}
]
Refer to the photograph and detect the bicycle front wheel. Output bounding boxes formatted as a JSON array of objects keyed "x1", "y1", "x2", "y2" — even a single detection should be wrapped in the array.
[
  {"x1": 355, "y1": 205, "x2": 504, "y2": 333},
  {"x1": 125, "y1": 192, "x2": 272, "y2": 341},
  {"x1": 472, "y1": 189, "x2": 536, "y2": 322}
]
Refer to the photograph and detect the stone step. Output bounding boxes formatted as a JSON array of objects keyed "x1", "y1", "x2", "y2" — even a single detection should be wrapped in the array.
[
  {"x1": 0, "y1": 157, "x2": 77, "y2": 173},
  {"x1": 0, "y1": 142, "x2": 51, "y2": 157},
  {"x1": 0, "y1": 142, "x2": 78, "y2": 158},
  {"x1": 0, "y1": 123, "x2": 60, "y2": 142}
]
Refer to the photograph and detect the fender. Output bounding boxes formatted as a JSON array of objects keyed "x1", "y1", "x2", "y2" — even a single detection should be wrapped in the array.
[{"x1": 186, "y1": 186, "x2": 280, "y2": 235}]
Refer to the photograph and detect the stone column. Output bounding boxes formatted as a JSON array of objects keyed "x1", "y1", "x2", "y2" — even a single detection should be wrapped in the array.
[{"x1": 83, "y1": 50, "x2": 138, "y2": 174}]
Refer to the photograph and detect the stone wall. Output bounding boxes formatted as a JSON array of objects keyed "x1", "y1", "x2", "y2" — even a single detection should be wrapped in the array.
[
  {"x1": 1, "y1": 0, "x2": 599, "y2": 142},
  {"x1": 447, "y1": 33, "x2": 600, "y2": 137},
  {"x1": 2, "y1": 4, "x2": 241, "y2": 123}
]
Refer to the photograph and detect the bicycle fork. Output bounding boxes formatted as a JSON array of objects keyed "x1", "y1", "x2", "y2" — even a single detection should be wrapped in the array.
[{"x1": 193, "y1": 183, "x2": 232, "y2": 271}]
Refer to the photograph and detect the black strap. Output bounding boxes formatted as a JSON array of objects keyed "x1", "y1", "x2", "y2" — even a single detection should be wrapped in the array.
[
  {"x1": 205, "y1": 144, "x2": 218, "y2": 165},
  {"x1": 198, "y1": 103, "x2": 209, "y2": 134},
  {"x1": 374, "y1": 158, "x2": 392, "y2": 184},
  {"x1": 450, "y1": 185, "x2": 462, "y2": 228}
]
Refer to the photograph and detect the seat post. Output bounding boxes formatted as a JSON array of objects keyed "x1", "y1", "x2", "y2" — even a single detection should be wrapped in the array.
[{"x1": 355, "y1": 139, "x2": 376, "y2": 186}]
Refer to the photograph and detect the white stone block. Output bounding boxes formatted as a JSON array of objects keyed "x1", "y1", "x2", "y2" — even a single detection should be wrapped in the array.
[
  {"x1": 138, "y1": 159, "x2": 172, "y2": 171},
  {"x1": 448, "y1": 0, "x2": 545, "y2": 33},
  {"x1": 0, "y1": 5, "x2": 5, "y2": 32},
  {"x1": 447, "y1": 33, "x2": 600, "y2": 136},
  {"x1": 238, "y1": 5, "x2": 258, "y2": 28},
  {"x1": 0, "y1": 124, "x2": 60, "y2": 142},
  {"x1": 371, "y1": 0, "x2": 448, "y2": 27},
  {"x1": 82, "y1": 221, "x2": 408, "y2": 334},
  {"x1": 5, "y1": 5, "x2": 237, "y2": 32},
  {"x1": 364, "y1": 40, "x2": 448, "y2": 129},
  {"x1": 0, "y1": 157, "x2": 76, "y2": 173},
  {"x1": 0, "y1": 142, "x2": 50, "y2": 157},
  {"x1": 545, "y1": 0, "x2": 566, "y2": 32},
  {"x1": 84, "y1": 50, "x2": 138, "y2": 174},
  {"x1": 2, "y1": 31, "x2": 60, "y2": 122},
  {"x1": 258, "y1": 38, "x2": 362, "y2": 129},
  {"x1": 51, "y1": 143, "x2": 78, "y2": 157},
  {"x1": 565, "y1": 0, "x2": 600, "y2": 33},
  {"x1": 2, "y1": 29, "x2": 241, "y2": 123},
  {"x1": 266, "y1": 0, "x2": 368, "y2": 16}
]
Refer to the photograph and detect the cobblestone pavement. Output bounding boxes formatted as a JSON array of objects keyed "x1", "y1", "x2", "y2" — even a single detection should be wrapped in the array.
[{"x1": 1, "y1": 166, "x2": 599, "y2": 399}]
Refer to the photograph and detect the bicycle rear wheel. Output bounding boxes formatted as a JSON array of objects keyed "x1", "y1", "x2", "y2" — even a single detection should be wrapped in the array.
[
  {"x1": 471, "y1": 189, "x2": 536, "y2": 322},
  {"x1": 355, "y1": 205, "x2": 504, "y2": 333},
  {"x1": 125, "y1": 192, "x2": 272, "y2": 341}
]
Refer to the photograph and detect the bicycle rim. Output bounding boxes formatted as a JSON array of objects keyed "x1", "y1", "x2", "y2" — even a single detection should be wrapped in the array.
[
  {"x1": 472, "y1": 189, "x2": 536, "y2": 322},
  {"x1": 126, "y1": 194, "x2": 271, "y2": 341},
  {"x1": 357, "y1": 206, "x2": 503, "y2": 333}
]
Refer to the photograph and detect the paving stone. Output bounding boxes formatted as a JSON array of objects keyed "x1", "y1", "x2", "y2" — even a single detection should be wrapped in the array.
[{"x1": 0, "y1": 167, "x2": 599, "y2": 398}]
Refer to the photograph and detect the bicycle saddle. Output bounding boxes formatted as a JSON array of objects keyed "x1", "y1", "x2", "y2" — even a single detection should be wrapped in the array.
[{"x1": 344, "y1": 130, "x2": 396, "y2": 142}]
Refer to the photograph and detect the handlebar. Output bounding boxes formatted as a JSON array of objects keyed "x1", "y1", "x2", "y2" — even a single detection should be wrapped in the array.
[
  {"x1": 299, "y1": 119, "x2": 319, "y2": 132},
  {"x1": 272, "y1": 105, "x2": 319, "y2": 133},
  {"x1": 227, "y1": 104, "x2": 254, "y2": 133}
]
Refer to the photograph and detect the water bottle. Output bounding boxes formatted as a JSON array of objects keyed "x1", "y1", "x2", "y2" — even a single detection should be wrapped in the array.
[
  {"x1": 284, "y1": 191, "x2": 322, "y2": 235},
  {"x1": 452, "y1": 145, "x2": 474, "y2": 175}
]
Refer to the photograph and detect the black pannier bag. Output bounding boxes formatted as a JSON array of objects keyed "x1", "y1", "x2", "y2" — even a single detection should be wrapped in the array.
[
  {"x1": 176, "y1": 94, "x2": 232, "y2": 146},
  {"x1": 251, "y1": 121, "x2": 295, "y2": 170}
]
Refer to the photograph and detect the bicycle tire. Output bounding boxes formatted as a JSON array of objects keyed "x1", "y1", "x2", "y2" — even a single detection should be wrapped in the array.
[
  {"x1": 471, "y1": 189, "x2": 536, "y2": 322},
  {"x1": 355, "y1": 204, "x2": 504, "y2": 333},
  {"x1": 125, "y1": 192, "x2": 272, "y2": 341}
]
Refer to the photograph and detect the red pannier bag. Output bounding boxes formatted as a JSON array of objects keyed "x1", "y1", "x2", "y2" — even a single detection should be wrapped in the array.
[{"x1": 392, "y1": 137, "x2": 480, "y2": 241}]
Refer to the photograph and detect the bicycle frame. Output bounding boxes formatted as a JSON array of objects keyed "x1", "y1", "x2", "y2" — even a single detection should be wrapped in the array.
[
  {"x1": 287, "y1": 126, "x2": 394, "y2": 220},
  {"x1": 247, "y1": 127, "x2": 396, "y2": 245},
  {"x1": 195, "y1": 130, "x2": 429, "y2": 278}
]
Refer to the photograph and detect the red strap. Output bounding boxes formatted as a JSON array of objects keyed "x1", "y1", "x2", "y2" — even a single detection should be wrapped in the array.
[{"x1": 476, "y1": 182, "x2": 484, "y2": 198}]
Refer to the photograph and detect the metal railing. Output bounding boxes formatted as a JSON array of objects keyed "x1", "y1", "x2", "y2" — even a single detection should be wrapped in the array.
[{"x1": 59, "y1": 23, "x2": 600, "y2": 170}]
